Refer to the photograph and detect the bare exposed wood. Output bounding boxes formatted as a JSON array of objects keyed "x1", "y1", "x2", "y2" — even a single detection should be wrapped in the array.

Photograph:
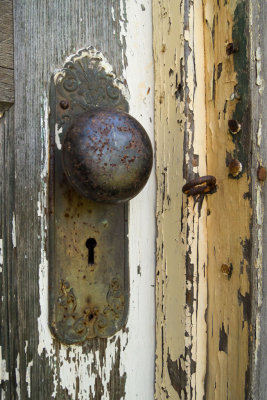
[
  {"x1": 0, "y1": 0, "x2": 14, "y2": 109},
  {"x1": 0, "y1": 106, "x2": 15, "y2": 398},
  {"x1": 153, "y1": 1, "x2": 207, "y2": 398},
  {"x1": 154, "y1": 0, "x2": 255, "y2": 398},
  {"x1": 0, "y1": 1, "x2": 155, "y2": 399},
  {"x1": 0, "y1": 66, "x2": 14, "y2": 106},
  {"x1": 203, "y1": 1, "x2": 252, "y2": 398}
]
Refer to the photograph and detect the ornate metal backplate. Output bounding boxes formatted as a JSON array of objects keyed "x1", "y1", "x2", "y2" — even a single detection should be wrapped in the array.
[{"x1": 49, "y1": 47, "x2": 129, "y2": 344}]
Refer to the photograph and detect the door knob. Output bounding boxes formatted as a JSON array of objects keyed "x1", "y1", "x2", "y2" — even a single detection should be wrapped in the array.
[
  {"x1": 49, "y1": 47, "x2": 152, "y2": 343},
  {"x1": 62, "y1": 108, "x2": 153, "y2": 203}
]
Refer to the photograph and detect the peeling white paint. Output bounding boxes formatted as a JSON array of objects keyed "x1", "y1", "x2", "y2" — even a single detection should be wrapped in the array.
[
  {"x1": 119, "y1": 1, "x2": 156, "y2": 398},
  {"x1": 254, "y1": 175, "x2": 264, "y2": 373},
  {"x1": 12, "y1": 213, "x2": 16, "y2": 248},
  {"x1": 111, "y1": 6, "x2": 115, "y2": 22},
  {"x1": 26, "y1": 360, "x2": 33, "y2": 398},
  {"x1": 38, "y1": 97, "x2": 54, "y2": 359},
  {"x1": 15, "y1": 353, "x2": 21, "y2": 399},
  {"x1": 0, "y1": 346, "x2": 9, "y2": 382},
  {"x1": 36, "y1": 2, "x2": 155, "y2": 398},
  {"x1": 257, "y1": 118, "x2": 262, "y2": 147},
  {"x1": 55, "y1": 125, "x2": 62, "y2": 150},
  {"x1": 256, "y1": 47, "x2": 264, "y2": 91}
]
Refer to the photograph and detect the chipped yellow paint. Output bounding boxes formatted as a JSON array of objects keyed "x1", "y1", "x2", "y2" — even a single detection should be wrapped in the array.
[
  {"x1": 154, "y1": 0, "x2": 252, "y2": 398},
  {"x1": 203, "y1": 0, "x2": 252, "y2": 398},
  {"x1": 153, "y1": 1, "x2": 207, "y2": 398}
]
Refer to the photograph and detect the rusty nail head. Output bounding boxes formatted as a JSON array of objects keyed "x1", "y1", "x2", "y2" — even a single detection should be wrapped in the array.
[
  {"x1": 60, "y1": 100, "x2": 69, "y2": 109},
  {"x1": 229, "y1": 159, "x2": 242, "y2": 176},
  {"x1": 221, "y1": 263, "x2": 233, "y2": 279},
  {"x1": 228, "y1": 119, "x2": 241, "y2": 134},
  {"x1": 226, "y1": 42, "x2": 238, "y2": 55},
  {"x1": 257, "y1": 166, "x2": 266, "y2": 182}
]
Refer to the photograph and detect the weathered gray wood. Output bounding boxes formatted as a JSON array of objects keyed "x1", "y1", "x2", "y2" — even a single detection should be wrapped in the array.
[
  {"x1": 1, "y1": 1, "x2": 129, "y2": 398},
  {"x1": 0, "y1": 107, "x2": 16, "y2": 398},
  {"x1": 0, "y1": 0, "x2": 13, "y2": 69},
  {"x1": 0, "y1": 0, "x2": 14, "y2": 109},
  {"x1": 0, "y1": 66, "x2": 14, "y2": 105},
  {"x1": 251, "y1": 1, "x2": 267, "y2": 399}
]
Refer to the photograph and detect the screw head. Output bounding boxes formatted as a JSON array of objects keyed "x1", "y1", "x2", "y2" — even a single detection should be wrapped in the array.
[
  {"x1": 60, "y1": 100, "x2": 69, "y2": 110},
  {"x1": 229, "y1": 159, "x2": 242, "y2": 177},
  {"x1": 257, "y1": 166, "x2": 266, "y2": 181}
]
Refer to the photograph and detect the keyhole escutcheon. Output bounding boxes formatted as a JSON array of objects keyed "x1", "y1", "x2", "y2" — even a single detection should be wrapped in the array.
[{"x1": 86, "y1": 238, "x2": 97, "y2": 265}]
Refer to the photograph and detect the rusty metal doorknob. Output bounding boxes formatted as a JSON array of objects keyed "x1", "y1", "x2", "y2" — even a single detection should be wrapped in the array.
[
  {"x1": 49, "y1": 49, "x2": 152, "y2": 342},
  {"x1": 62, "y1": 108, "x2": 153, "y2": 203}
]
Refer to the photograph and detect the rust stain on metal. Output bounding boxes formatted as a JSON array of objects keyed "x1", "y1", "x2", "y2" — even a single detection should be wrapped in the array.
[
  {"x1": 62, "y1": 108, "x2": 153, "y2": 203},
  {"x1": 182, "y1": 175, "x2": 217, "y2": 196},
  {"x1": 48, "y1": 48, "x2": 130, "y2": 343},
  {"x1": 229, "y1": 159, "x2": 243, "y2": 177},
  {"x1": 257, "y1": 166, "x2": 266, "y2": 182}
]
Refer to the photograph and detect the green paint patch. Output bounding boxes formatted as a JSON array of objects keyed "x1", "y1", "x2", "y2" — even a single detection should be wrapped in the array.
[{"x1": 231, "y1": 1, "x2": 250, "y2": 175}]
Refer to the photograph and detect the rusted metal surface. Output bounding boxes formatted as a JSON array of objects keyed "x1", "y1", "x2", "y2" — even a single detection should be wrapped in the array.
[
  {"x1": 49, "y1": 47, "x2": 130, "y2": 343},
  {"x1": 62, "y1": 108, "x2": 153, "y2": 203},
  {"x1": 229, "y1": 158, "x2": 243, "y2": 177},
  {"x1": 257, "y1": 166, "x2": 266, "y2": 182},
  {"x1": 182, "y1": 175, "x2": 216, "y2": 196}
]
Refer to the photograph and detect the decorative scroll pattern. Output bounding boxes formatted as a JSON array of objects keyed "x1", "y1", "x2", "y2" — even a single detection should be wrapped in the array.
[
  {"x1": 56, "y1": 277, "x2": 125, "y2": 344},
  {"x1": 53, "y1": 47, "x2": 129, "y2": 130}
]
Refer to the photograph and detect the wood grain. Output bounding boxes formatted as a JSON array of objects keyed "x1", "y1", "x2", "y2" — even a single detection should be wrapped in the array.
[
  {"x1": 153, "y1": 1, "x2": 207, "y2": 398},
  {"x1": 0, "y1": 1, "x2": 155, "y2": 399},
  {"x1": 203, "y1": 1, "x2": 252, "y2": 398},
  {"x1": 0, "y1": 0, "x2": 14, "y2": 109},
  {"x1": 250, "y1": 0, "x2": 267, "y2": 398}
]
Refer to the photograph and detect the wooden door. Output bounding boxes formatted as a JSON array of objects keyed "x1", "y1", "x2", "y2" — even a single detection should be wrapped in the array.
[
  {"x1": 1, "y1": 1, "x2": 267, "y2": 399},
  {"x1": 0, "y1": 1, "x2": 155, "y2": 398}
]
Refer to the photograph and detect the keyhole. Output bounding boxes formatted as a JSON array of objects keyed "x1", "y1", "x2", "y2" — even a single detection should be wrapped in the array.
[{"x1": 86, "y1": 238, "x2": 97, "y2": 265}]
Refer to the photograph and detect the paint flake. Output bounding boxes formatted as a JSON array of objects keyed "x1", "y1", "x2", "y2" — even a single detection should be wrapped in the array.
[
  {"x1": 26, "y1": 360, "x2": 33, "y2": 397},
  {"x1": 0, "y1": 347, "x2": 9, "y2": 382},
  {"x1": 12, "y1": 213, "x2": 16, "y2": 248},
  {"x1": 15, "y1": 353, "x2": 21, "y2": 399}
]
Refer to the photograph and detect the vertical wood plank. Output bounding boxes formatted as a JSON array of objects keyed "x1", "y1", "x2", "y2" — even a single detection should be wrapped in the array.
[
  {"x1": 203, "y1": 1, "x2": 252, "y2": 398},
  {"x1": 250, "y1": 0, "x2": 267, "y2": 398},
  {"x1": 0, "y1": 107, "x2": 15, "y2": 399},
  {"x1": 0, "y1": 0, "x2": 14, "y2": 109},
  {"x1": 0, "y1": 1, "x2": 155, "y2": 399},
  {"x1": 0, "y1": 1, "x2": 14, "y2": 397},
  {"x1": 153, "y1": 1, "x2": 207, "y2": 398}
]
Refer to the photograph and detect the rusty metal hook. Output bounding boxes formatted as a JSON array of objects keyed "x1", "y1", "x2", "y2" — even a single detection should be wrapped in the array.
[{"x1": 182, "y1": 175, "x2": 217, "y2": 196}]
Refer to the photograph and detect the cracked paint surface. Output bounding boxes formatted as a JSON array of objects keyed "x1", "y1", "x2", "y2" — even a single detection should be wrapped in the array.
[
  {"x1": 153, "y1": 0, "x2": 207, "y2": 398},
  {"x1": 36, "y1": 1, "x2": 155, "y2": 399}
]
